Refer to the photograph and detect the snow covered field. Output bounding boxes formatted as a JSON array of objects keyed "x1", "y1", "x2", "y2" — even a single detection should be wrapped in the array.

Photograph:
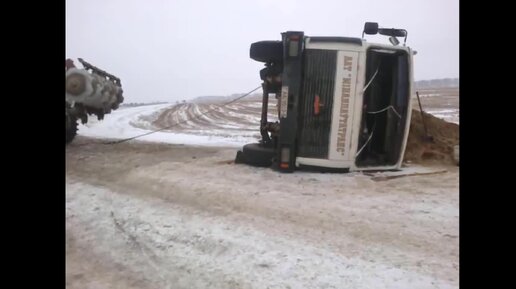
[
  {"x1": 78, "y1": 103, "x2": 260, "y2": 147},
  {"x1": 414, "y1": 88, "x2": 459, "y2": 124}
]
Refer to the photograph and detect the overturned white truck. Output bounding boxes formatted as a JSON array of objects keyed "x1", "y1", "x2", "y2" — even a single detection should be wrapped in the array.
[
  {"x1": 65, "y1": 58, "x2": 124, "y2": 144},
  {"x1": 236, "y1": 22, "x2": 416, "y2": 172}
]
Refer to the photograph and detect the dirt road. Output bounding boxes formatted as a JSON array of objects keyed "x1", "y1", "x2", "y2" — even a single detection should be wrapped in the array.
[{"x1": 66, "y1": 136, "x2": 459, "y2": 289}]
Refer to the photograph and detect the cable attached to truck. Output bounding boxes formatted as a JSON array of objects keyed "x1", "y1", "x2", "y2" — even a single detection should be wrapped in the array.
[
  {"x1": 367, "y1": 105, "x2": 401, "y2": 119},
  {"x1": 103, "y1": 85, "x2": 262, "y2": 145},
  {"x1": 362, "y1": 64, "x2": 381, "y2": 93},
  {"x1": 355, "y1": 121, "x2": 376, "y2": 157}
]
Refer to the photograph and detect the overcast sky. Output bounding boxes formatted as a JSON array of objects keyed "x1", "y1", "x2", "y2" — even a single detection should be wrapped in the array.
[{"x1": 66, "y1": 0, "x2": 459, "y2": 103}]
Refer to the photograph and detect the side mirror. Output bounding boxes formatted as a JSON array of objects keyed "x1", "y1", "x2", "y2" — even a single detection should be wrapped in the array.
[
  {"x1": 362, "y1": 22, "x2": 409, "y2": 45},
  {"x1": 378, "y1": 28, "x2": 407, "y2": 38},
  {"x1": 363, "y1": 22, "x2": 379, "y2": 38},
  {"x1": 389, "y1": 36, "x2": 400, "y2": 46},
  {"x1": 378, "y1": 28, "x2": 407, "y2": 45}
]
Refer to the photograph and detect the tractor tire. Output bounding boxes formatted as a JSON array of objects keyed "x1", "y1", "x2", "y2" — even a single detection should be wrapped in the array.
[{"x1": 66, "y1": 113, "x2": 78, "y2": 144}]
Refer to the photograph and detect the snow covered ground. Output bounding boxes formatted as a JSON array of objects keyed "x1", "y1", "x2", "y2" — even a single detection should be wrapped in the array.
[
  {"x1": 66, "y1": 140, "x2": 459, "y2": 289},
  {"x1": 425, "y1": 109, "x2": 459, "y2": 124},
  {"x1": 414, "y1": 88, "x2": 459, "y2": 124}
]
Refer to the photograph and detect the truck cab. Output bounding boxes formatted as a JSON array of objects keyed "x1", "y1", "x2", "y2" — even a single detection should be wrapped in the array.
[{"x1": 236, "y1": 23, "x2": 415, "y2": 172}]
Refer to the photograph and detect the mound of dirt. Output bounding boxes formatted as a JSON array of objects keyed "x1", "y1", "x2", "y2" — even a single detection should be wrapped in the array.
[{"x1": 404, "y1": 109, "x2": 459, "y2": 165}]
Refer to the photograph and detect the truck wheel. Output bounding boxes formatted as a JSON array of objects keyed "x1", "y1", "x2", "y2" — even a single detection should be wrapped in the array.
[
  {"x1": 239, "y1": 143, "x2": 275, "y2": 167},
  {"x1": 66, "y1": 113, "x2": 78, "y2": 144},
  {"x1": 250, "y1": 41, "x2": 283, "y2": 64}
]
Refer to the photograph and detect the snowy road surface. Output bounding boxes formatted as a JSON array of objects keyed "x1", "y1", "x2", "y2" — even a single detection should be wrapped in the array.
[{"x1": 66, "y1": 139, "x2": 459, "y2": 289}]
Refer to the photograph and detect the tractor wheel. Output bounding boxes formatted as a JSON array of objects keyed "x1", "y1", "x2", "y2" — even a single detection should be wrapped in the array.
[{"x1": 66, "y1": 113, "x2": 78, "y2": 144}]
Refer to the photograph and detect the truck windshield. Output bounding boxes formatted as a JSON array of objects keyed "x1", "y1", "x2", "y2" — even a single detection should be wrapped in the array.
[{"x1": 356, "y1": 48, "x2": 410, "y2": 167}]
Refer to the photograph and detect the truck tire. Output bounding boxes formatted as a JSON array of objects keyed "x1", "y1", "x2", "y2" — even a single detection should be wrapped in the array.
[
  {"x1": 239, "y1": 143, "x2": 275, "y2": 167},
  {"x1": 250, "y1": 41, "x2": 283, "y2": 64},
  {"x1": 66, "y1": 113, "x2": 78, "y2": 144}
]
